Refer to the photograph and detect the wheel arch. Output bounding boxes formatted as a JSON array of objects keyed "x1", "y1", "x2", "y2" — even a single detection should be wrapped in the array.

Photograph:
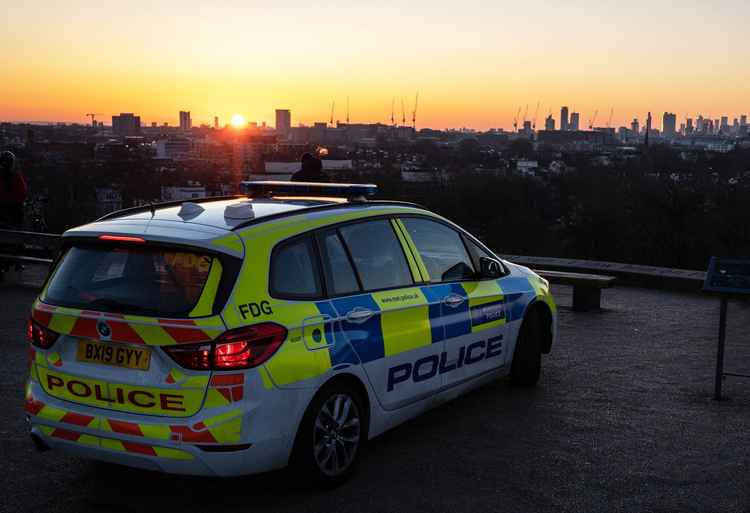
[
  {"x1": 321, "y1": 372, "x2": 372, "y2": 438},
  {"x1": 524, "y1": 300, "x2": 554, "y2": 354},
  {"x1": 293, "y1": 371, "x2": 373, "y2": 449}
]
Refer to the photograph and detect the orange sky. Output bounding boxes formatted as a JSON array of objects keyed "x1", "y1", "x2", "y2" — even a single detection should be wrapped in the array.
[{"x1": 2, "y1": 1, "x2": 748, "y2": 130}]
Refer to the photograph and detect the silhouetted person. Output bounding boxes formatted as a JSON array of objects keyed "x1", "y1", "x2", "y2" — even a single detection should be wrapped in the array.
[
  {"x1": 0, "y1": 151, "x2": 27, "y2": 230},
  {"x1": 291, "y1": 153, "x2": 328, "y2": 183}
]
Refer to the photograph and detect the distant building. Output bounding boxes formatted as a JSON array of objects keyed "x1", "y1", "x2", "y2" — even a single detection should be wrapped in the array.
[
  {"x1": 516, "y1": 159, "x2": 539, "y2": 176},
  {"x1": 275, "y1": 109, "x2": 291, "y2": 139},
  {"x1": 686, "y1": 118, "x2": 693, "y2": 134},
  {"x1": 161, "y1": 185, "x2": 206, "y2": 201},
  {"x1": 631, "y1": 118, "x2": 640, "y2": 136},
  {"x1": 720, "y1": 116, "x2": 729, "y2": 133},
  {"x1": 111, "y1": 113, "x2": 141, "y2": 136},
  {"x1": 214, "y1": 116, "x2": 219, "y2": 129},
  {"x1": 741, "y1": 115, "x2": 747, "y2": 127},
  {"x1": 179, "y1": 111, "x2": 191, "y2": 130},
  {"x1": 95, "y1": 187, "x2": 123, "y2": 217},
  {"x1": 544, "y1": 115, "x2": 555, "y2": 131},
  {"x1": 569, "y1": 112, "x2": 580, "y2": 131},
  {"x1": 560, "y1": 106, "x2": 569, "y2": 131},
  {"x1": 662, "y1": 112, "x2": 677, "y2": 138},
  {"x1": 155, "y1": 136, "x2": 192, "y2": 159},
  {"x1": 537, "y1": 130, "x2": 612, "y2": 147}
]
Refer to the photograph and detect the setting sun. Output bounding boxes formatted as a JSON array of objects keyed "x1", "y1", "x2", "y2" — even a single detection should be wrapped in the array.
[{"x1": 230, "y1": 114, "x2": 246, "y2": 128}]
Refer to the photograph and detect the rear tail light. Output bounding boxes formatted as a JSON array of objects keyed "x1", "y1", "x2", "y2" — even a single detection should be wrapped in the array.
[
  {"x1": 163, "y1": 343, "x2": 212, "y2": 370},
  {"x1": 163, "y1": 323, "x2": 287, "y2": 371},
  {"x1": 27, "y1": 319, "x2": 59, "y2": 349}
]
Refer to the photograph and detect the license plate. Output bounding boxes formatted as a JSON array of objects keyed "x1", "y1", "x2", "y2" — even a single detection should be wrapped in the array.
[{"x1": 76, "y1": 340, "x2": 151, "y2": 371}]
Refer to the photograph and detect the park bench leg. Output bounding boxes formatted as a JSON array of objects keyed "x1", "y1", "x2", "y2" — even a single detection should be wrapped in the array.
[{"x1": 572, "y1": 286, "x2": 601, "y2": 312}]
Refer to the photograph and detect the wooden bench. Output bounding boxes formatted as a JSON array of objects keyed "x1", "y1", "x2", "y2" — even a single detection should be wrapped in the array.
[{"x1": 534, "y1": 269, "x2": 616, "y2": 311}]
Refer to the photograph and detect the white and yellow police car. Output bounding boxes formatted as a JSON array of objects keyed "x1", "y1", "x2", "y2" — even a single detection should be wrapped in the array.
[{"x1": 25, "y1": 181, "x2": 556, "y2": 484}]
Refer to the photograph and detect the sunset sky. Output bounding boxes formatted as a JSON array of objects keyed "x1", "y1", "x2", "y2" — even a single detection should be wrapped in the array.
[{"x1": 2, "y1": 0, "x2": 748, "y2": 130}]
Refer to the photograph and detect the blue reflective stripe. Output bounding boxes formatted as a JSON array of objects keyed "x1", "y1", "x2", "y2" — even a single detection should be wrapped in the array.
[
  {"x1": 497, "y1": 277, "x2": 533, "y2": 322},
  {"x1": 443, "y1": 283, "x2": 471, "y2": 338},
  {"x1": 420, "y1": 285, "x2": 446, "y2": 343},
  {"x1": 331, "y1": 295, "x2": 384, "y2": 363},
  {"x1": 470, "y1": 299, "x2": 505, "y2": 327},
  {"x1": 420, "y1": 283, "x2": 471, "y2": 341},
  {"x1": 315, "y1": 301, "x2": 360, "y2": 366}
]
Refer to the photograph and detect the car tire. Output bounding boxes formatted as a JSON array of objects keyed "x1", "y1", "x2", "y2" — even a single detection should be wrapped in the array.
[
  {"x1": 510, "y1": 307, "x2": 542, "y2": 387},
  {"x1": 291, "y1": 381, "x2": 366, "y2": 487}
]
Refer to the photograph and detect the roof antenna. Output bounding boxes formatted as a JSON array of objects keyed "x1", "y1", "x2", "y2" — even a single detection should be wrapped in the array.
[{"x1": 149, "y1": 202, "x2": 155, "y2": 217}]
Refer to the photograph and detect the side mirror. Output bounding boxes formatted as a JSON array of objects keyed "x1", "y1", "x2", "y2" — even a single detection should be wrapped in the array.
[{"x1": 479, "y1": 257, "x2": 503, "y2": 279}]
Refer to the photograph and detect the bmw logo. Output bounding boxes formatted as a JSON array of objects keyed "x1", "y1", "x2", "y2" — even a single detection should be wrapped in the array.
[{"x1": 97, "y1": 320, "x2": 112, "y2": 339}]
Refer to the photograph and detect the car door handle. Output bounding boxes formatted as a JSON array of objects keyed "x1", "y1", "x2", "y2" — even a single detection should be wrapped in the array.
[
  {"x1": 345, "y1": 307, "x2": 375, "y2": 324},
  {"x1": 442, "y1": 294, "x2": 466, "y2": 308}
]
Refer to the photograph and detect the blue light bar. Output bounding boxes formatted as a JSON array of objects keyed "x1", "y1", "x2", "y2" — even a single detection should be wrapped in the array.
[{"x1": 240, "y1": 181, "x2": 378, "y2": 200}]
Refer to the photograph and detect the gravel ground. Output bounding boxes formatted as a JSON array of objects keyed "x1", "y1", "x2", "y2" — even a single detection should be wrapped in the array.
[{"x1": 1, "y1": 279, "x2": 750, "y2": 513}]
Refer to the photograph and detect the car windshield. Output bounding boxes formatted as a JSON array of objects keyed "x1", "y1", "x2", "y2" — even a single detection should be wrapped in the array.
[{"x1": 43, "y1": 244, "x2": 217, "y2": 317}]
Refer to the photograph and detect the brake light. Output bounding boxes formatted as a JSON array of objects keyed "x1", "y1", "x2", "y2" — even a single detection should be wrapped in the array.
[
  {"x1": 27, "y1": 319, "x2": 59, "y2": 349},
  {"x1": 98, "y1": 235, "x2": 146, "y2": 243},
  {"x1": 163, "y1": 323, "x2": 287, "y2": 371}
]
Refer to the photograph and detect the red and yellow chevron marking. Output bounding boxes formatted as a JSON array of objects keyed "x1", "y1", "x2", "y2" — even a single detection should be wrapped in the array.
[
  {"x1": 26, "y1": 385, "x2": 242, "y2": 447},
  {"x1": 37, "y1": 425, "x2": 193, "y2": 460},
  {"x1": 203, "y1": 374, "x2": 245, "y2": 409},
  {"x1": 31, "y1": 300, "x2": 224, "y2": 346}
]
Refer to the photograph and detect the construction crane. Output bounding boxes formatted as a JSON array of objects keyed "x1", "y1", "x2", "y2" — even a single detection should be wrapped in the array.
[
  {"x1": 522, "y1": 104, "x2": 529, "y2": 125},
  {"x1": 588, "y1": 109, "x2": 598, "y2": 130},
  {"x1": 329, "y1": 100, "x2": 335, "y2": 126},
  {"x1": 85, "y1": 113, "x2": 102, "y2": 127},
  {"x1": 513, "y1": 107, "x2": 521, "y2": 132},
  {"x1": 411, "y1": 92, "x2": 419, "y2": 130},
  {"x1": 532, "y1": 101, "x2": 540, "y2": 130},
  {"x1": 606, "y1": 107, "x2": 614, "y2": 128},
  {"x1": 401, "y1": 99, "x2": 406, "y2": 125}
]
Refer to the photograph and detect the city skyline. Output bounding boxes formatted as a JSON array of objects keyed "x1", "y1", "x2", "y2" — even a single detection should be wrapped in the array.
[
  {"x1": 2, "y1": 1, "x2": 749, "y2": 129},
  {"x1": 11, "y1": 106, "x2": 748, "y2": 136}
]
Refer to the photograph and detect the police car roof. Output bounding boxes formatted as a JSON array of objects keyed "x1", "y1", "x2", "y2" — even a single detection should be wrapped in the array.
[
  {"x1": 93, "y1": 196, "x2": 343, "y2": 231},
  {"x1": 88, "y1": 195, "x2": 424, "y2": 233}
]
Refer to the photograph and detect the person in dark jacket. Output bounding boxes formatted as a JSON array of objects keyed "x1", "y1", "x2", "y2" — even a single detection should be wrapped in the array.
[
  {"x1": 291, "y1": 153, "x2": 328, "y2": 183},
  {"x1": 0, "y1": 151, "x2": 27, "y2": 229}
]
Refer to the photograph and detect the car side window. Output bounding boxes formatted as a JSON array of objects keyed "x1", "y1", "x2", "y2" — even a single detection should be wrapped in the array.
[
  {"x1": 401, "y1": 217, "x2": 475, "y2": 283},
  {"x1": 338, "y1": 219, "x2": 413, "y2": 291},
  {"x1": 270, "y1": 236, "x2": 323, "y2": 299},
  {"x1": 317, "y1": 229, "x2": 361, "y2": 296}
]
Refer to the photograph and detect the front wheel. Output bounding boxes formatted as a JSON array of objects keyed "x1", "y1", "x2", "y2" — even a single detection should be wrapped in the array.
[
  {"x1": 291, "y1": 383, "x2": 366, "y2": 486},
  {"x1": 510, "y1": 308, "x2": 542, "y2": 387}
]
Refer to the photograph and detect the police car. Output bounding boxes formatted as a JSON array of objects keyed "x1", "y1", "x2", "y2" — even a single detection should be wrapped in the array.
[{"x1": 25, "y1": 181, "x2": 556, "y2": 483}]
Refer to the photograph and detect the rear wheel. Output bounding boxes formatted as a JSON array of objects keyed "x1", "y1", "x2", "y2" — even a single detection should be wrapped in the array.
[
  {"x1": 510, "y1": 308, "x2": 542, "y2": 387},
  {"x1": 292, "y1": 382, "x2": 366, "y2": 486}
]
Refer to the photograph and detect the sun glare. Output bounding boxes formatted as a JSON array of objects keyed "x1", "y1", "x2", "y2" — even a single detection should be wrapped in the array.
[{"x1": 231, "y1": 114, "x2": 246, "y2": 128}]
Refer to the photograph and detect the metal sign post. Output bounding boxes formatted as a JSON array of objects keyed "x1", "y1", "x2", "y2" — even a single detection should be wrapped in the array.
[
  {"x1": 703, "y1": 257, "x2": 750, "y2": 401},
  {"x1": 713, "y1": 297, "x2": 728, "y2": 400}
]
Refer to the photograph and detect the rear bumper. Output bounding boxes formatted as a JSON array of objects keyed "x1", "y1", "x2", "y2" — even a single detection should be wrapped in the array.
[
  {"x1": 24, "y1": 376, "x2": 314, "y2": 477},
  {"x1": 29, "y1": 424, "x2": 285, "y2": 476}
]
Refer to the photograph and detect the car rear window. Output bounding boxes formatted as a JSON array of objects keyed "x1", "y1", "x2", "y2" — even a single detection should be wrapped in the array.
[
  {"x1": 269, "y1": 236, "x2": 323, "y2": 299},
  {"x1": 43, "y1": 245, "x2": 220, "y2": 317}
]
